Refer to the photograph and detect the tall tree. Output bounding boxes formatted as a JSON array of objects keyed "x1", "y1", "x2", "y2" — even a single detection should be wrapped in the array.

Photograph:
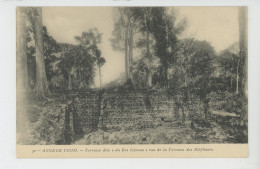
[
  {"x1": 97, "y1": 55, "x2": 106, "y2": 91},
  {"x1": 130, "y1": 7, "x2": 154, "y2": 88},
  {"x1": 173, "y1": 39, "x2": 215, "y2": 119},
  {"x1": 150, "y1": 7, "x2": 186, "y2": 88},
  {"x1": 17, "y1": 8, "x2": 28, "y2": 92},
  {"x1": 175, "y1": 38, "x2": 198, "y2": 115},
  {"x1": 217, "y1": 51, "x2": 238, "y2": 92},
  {"x1": 42, "y1": 26, "x2": 61, "y2": 83},
  {"x1": 59, "y1": 45, "x2": 96, "y2": 90},
  {"x1": 74, "y1": 28, "x2": 105, "y2": 89},
  {"x1": 238, "y1": 7, "x2": 248, "y2": 98},
  {"x1": 111, "y1": 7, "x2": 137, "y2": 82},
  {"x1": 24, "y1": 25, "x2": 61, "y2": 91},
  {"x1": 190, "y1": 41, "x2": 215, "y2": 117},
  {"x1": 33, "y1": 7, "x2": 49, "y2": 96},
  {"x1": 17, "y1": 7, "x2": 29, "y2": 133},
  {"x1": 142, "y1": 8, "x2": 153, "y2": 87}
]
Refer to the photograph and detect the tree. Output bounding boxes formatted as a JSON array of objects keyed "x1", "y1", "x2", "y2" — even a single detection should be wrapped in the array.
[
  {"x1": 97, "y1": 56, "x2": 106, "y2": 90},
  {"x1": 238, "y1": 7, "x2": 248, "y2": 98},
  {"x1": 173, "y1": 38, "x2": 198, "y2": 119},
  {"x1": 130, "y1": 7, "x2": 154, "y2": 88},
  {"x1": 32, "y1": 7, "x2": 49, "y2": 96},
  {"x1": 74, "y1": 28, "x2": 106, "y2": 90},
  {"x1": 143, "y1": 8, "x2": 152, "y2": 87},
  {"x1": 42, "y1": 26, "x2": 61, "y2": 83},
  {"x1": 17, "y1": 7, "x2": 29, "y2": 134},
  {"x1": 217, "y1": 51, "x2": 239, "y2": 92},
  {"x1": 17, "y1": 8, "x2": 28, "y2": 92},
  {"x1": 59, "y1": 45, "x2": 96, "y2": 90},
  {"x1": 173, "y1": 39, "x2": 216, "y2": 118},
  {"x1": 237, "y1": 7, "x2": 248, "y2": 121},
  {"x1": 24, "y1": 23, "x2": 61, "y2": 91},
  {"x1": 150, "y1": 7, "x2": 186, "y2": 88},
  {"x1": 170, "y1": 39, "x2": 215, "y2": 119},
  {"x1": 129, "y1": 7, "x2": 185, "y2": 88},
  {"x1": 174, "y1": 38, "x2": 197, "y2": 88},
  {"x1": 189, "y1": 41, "x2": 215, "y2": 117},
  {"x1": 111, "y1": 7, "x2": 137, "y2": 82}
]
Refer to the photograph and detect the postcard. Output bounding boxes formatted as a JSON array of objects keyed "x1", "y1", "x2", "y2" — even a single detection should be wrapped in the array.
[{"x1": 16, "y1": 6, "x2": 248, "y2": 158}]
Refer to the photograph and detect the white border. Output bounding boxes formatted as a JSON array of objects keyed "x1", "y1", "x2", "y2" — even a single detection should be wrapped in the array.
[{"x1": 0, "y1": 0, "x2": 259, "y2": 169}]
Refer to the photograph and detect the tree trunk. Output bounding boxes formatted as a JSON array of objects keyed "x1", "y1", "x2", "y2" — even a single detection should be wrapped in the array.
[
  {"x1": 145, "y1": 12, "x2": 152, "y2": 88},
  {"x1": 159, "y1": 67, "x2": 163, "y2": 87},
  {"x1": 99, "y1": 65, "x2": 102, "y2": 91},
  {"x1": 124, "y1": 31, "x2": 130, "y2": 81},
  {"x1": 184, "y1": 73, "x2": 190, "y2": 118},
  {"x1": 165, "y1": 14, "x2": 169, "y2": 89},
  {"x1": 119, "y1": 8, "x2": 131, "y2": 82},
  {"x1": 146, "y1": 35, "x2": 152, "y2": 88},
  {"x1": 239, "y1": 7, "x2": 248, "y2": 98},
  {"x1": 17, "y1": 7, "x2": 29, "y2": 134},
  {"x1": 164, "y1": 65, "x2": 168, "y2": 88},
  {"x1": 34, "y1": 7, "x2": 49, "y2": 96},
  {"x1": 225, "y1": 69, "x2": 228, "y2": 92},
  {"x1": 68, "y1": 73, "x2": 73, "y2": 90},
  {"x1": 129, "y1": 26, "x2": 134, "y2": 80},
  {"x1": 230, "y1": 76, "x2": 233, "y2": 91},
  {"x1": 17, "y1": 8, "x2": 28, "y2": 92},
  {"x1": 147, "y1": 71, "x2": 152, "y2": 87},
  {"x1": 236, "y1": 58, "x2": 240, "y2": 94},
  {"x1": 204, "y1": 96, "x2": 209, "y2": 118}
]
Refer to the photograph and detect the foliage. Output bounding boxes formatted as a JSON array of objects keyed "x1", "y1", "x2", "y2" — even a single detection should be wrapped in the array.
[
  {"x1": 59, "y1": 45, "x2": 96, "y2": 89},
  {"x1": 75, "y1": 28, "x2": 102, "y2": 48},
  {"x1": 111, "y1": 7, "x2": 138, "y2": 51},
  {"x1": 149, "y1": 7, "x2": 186, "y2": 88},
  {"x1": 42, "y1": 26, "x2": 61, "y2": 83},
  {"x1": 188, "y1": 41, "x2": 215, "y2": 96},
  {"x1": 216, "y1": 50, "x2": 239, "y2": 92},
  {"x1": 209, "y1": 91, "x2": 247, "y2": 116},
  {"x1": 112, "y1": 7, "x2": 187, "y2": 88},
  {"x1": 74, "y1": 28, "x2": 106, "y2": 88},
  {"x1": 132, "y1": 59, "x2": 148, "y2": 88},
  {"x1": 25, "y1": 23, "x2": 61, "y2": 90},
  {"x1": 74, "y1": 29, "x2": 105, "y2": 68},
  {"x1": 50, "y1": 75, "x2": 65, "y2": 89}
]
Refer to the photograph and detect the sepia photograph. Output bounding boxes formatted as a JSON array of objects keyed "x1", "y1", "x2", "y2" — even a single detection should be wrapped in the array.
[{"x1": 16, "y1": 6, "x2": 248, "y2": 148}]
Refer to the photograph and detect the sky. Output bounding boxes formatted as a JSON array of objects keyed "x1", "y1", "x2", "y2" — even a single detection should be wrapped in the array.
[{"x1": 42, "y1": 7, "x2": 239, "y2": 87}]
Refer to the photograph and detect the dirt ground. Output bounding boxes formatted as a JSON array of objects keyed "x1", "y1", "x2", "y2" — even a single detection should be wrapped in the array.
[{"x1": 74, "y1": 119, "x2": 247, "y2": 145}]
